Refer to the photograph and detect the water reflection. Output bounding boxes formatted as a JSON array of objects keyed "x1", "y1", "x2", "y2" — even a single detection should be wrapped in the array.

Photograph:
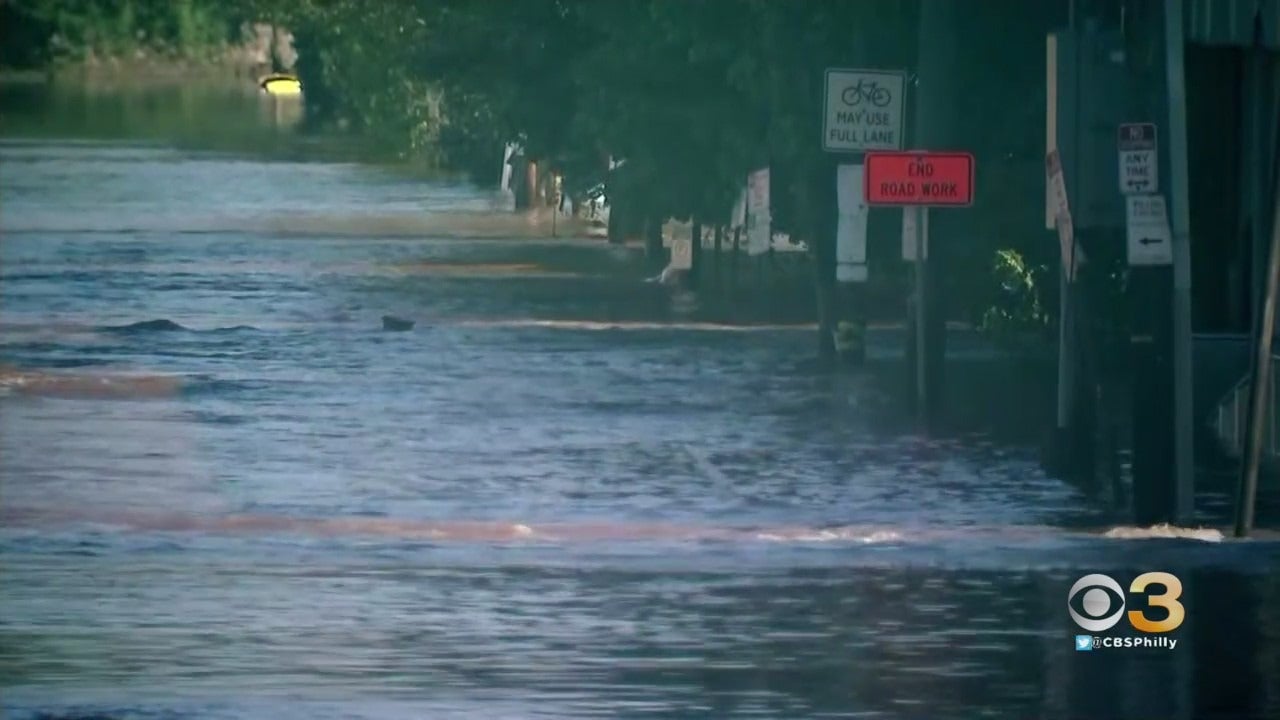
[
  {"x1": 4, "y1": 547, "x2": 1280, "y2": 719},
  {"x1": 0, "y1": 78, "x2": 310, "y2": 157}
]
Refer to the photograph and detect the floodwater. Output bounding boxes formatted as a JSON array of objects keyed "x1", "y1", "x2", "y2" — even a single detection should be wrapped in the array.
[{"x1": 3, "y1": 84, "x2": 1280, "y2": 720}]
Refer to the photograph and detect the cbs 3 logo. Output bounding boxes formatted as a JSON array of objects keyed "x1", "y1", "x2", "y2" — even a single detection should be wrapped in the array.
[{"x1": 1068, "y1": 572, "x2": 1185, "y2": 633}]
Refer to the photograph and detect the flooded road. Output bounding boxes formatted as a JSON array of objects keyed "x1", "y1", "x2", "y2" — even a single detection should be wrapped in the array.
[{"x1": 3, "y1": 133, "x2": 1280, "y2": 719}]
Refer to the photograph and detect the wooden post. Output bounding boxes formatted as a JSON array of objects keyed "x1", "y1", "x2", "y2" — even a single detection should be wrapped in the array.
[{"x1": 1235, "y1": 130, "x2": 1280, "y2": 538}]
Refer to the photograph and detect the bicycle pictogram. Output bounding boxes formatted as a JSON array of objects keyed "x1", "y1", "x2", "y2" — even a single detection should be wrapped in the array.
[{"x1": 841, "y1": 79, "x2": 892, "y2": 108}]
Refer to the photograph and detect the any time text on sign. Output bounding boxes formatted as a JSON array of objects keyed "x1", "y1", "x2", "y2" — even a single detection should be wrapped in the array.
[{"x1": 863, "y1": 152, "x2": 975, "y2": 207}]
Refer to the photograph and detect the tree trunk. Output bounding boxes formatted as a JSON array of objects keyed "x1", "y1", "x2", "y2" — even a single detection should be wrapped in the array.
[
  {"x1": 526, "y1": 160, "x2": 539, "y2": 208},
  {"x1": 807, "y1": 161, "x2": 838, "y2": 364},
  {"x1": 645, "y1": 214, "x2": 664, "y2": 262},
  {"x1": 607, "y1": 188, "x2": 624, "y2": 244},
  {"x1": 713, "y1": 225, "x2": 724, "y2": 285},
  {"x1": 690, "y1": 218, "x2": 703, "y2": 290},
  {"x1": 814, "y1": 248, "x2": 837, "y2": 362},
  {"x1": 731, "y1": 225, "x2": 741, "y2": 293},
  {"x1": 513, "y1": 157, "x2": 531, "y2": 210}
]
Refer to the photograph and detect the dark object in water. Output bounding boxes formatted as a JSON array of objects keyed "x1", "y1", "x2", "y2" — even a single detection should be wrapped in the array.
[
  {"x1": 382, "y1": 315, "x2": 415, "y2": 331},
  {"x1": 104, "y1": 318, "x2": 187, "y2": 332}
]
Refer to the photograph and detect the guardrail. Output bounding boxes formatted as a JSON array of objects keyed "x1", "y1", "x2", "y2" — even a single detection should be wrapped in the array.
[{"x1": 1212, "y1": 354, "x2": 1280, "y2": 460}]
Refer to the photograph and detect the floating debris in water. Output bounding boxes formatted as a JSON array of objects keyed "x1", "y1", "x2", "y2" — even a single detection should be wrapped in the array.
[
  {"x1": 103, "y1": 318, "x2": 188, "y2": 333},
  {"x1": 381, "y1": 315, "x2": 415, "y2": 331}
]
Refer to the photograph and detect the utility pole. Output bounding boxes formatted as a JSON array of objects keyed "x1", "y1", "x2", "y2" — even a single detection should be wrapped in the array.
[
  {"x1": 909, "y1": 0, "x2": 957, "y2": 426},
  {"x1": 1163, "y1": 0, "x2": 1195, "y2": 522}
]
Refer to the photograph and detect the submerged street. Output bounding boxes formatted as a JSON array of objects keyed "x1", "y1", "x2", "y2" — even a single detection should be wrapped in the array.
[{"x1": 1, "y1": 128, "x2": 1279, "y2": 718}]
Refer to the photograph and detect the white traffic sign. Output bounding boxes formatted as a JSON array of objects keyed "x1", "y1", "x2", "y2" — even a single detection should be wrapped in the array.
[
  {"x1": 836, "y1": 163, "x2": 869, "y2": 282},
  {"x1": 1126, "y1": 194, "x2": 1173, "y2": 265},
  {"x1": 823, "y1": 68, "x2": 905, "y2": 152},
  {"x1": 1118, "y1": 123, "x2": 1158, "y2": 195},
  {"x1": 670, "y1": 235, "x2": 692, "y2": 270}
]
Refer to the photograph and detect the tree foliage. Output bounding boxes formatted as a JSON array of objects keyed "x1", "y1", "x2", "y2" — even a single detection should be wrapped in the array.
[
  {"x1": 1, "y1": 0, "x2": 240, "y2": 64},
  {"x1": 256, "y1": 0, "x2": 1063, "y2": 328},
  {"x1": 260, "y1": 1, "x2": 918, "y2": 233}
]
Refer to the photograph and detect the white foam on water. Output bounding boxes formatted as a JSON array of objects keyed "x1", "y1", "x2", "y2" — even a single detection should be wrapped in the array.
[
  {"x1": 7, "y1": 507, "x2": 1260, "y2": 547},
  {"x1": 451, "y1": 318, "x2": 817, "y2": 332},
  {"x1": 1102, "y1": 523, "x2": 1225, "y2": 542},
  {"x1": 255, "y1": 208, "x2": 602, "y2": 240},
  {"x1": 754, "y1": 527, "x2": 904, "y2": 544}
]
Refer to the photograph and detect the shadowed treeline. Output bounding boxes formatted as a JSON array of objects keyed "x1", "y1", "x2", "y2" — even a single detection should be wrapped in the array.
[{"x1": 236, "y1": 0, "x2": 1065, "y2": 359}]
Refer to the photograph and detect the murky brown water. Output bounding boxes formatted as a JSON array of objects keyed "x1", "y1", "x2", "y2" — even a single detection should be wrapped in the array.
[{"x1": 2, "y1": 84, "x2": 1280, "y2": 719}]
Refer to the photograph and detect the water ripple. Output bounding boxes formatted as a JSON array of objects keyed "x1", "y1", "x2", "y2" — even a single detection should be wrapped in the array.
[{"x1": 3, "y1": 137, "x2": 1278, "y2": 720}]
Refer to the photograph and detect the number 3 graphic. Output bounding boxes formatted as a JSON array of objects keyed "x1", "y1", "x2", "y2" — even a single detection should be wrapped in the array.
[{"x1": 1127, "y1": 572, "x2": 1186, "y2": 633}]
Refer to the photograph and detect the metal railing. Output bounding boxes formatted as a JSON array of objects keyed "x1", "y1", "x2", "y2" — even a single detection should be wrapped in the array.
[{"x1": 1212, "y1": 354, "x2": 1280, "y2": 460}]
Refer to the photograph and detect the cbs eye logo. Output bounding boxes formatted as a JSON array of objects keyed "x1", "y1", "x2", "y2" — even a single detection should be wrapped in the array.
[{"x1": 1068, "y1": 572, "x2": 1185, "y2": 633}]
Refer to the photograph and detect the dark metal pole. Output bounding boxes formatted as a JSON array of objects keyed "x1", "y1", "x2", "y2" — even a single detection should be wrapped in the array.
[
  {"x1": 912, "y1": 0, "x2": 956, "y2": 424},
  {"x1": 1234, "y1": 132, "x2": 1280, "y2": 538},
  {"x1": 915, "y1": 207, "x2": 928, "y2": 425},
  {"x1": 1164, "y1": 0, "x2": 1196, "y2": 521}
]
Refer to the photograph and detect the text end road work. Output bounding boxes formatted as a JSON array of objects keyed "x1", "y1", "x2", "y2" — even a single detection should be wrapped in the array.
[{"x1": 863, "y1": 152, "x2": 975, "y2": 207}]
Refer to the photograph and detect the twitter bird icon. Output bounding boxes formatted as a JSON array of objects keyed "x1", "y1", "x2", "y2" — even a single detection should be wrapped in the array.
[{"x1": 1075, "y1": 635, "x2": 1095, "y2": 651}]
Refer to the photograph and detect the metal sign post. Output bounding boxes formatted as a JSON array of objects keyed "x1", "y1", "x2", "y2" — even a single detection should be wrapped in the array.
[
  {"x1": 915, "y1": 206, "x2": 929, "y2": 422},
  {"x1": 1164, "y1": 0, "x2": 1195, "y2": 522},
  {"x1": 824, "y1": 67, "x2": 907, "y2": 365},
  {"x1": 864, "y1": 151, "x2": 975, "y2": 424}
]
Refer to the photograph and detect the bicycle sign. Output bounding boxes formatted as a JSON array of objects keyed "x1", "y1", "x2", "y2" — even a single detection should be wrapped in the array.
[
  {"x1": 841, "y1": 80, "x2": 893, "y2": 108},
  {"x1": 824, "y1": 68, "x2": 905, "y2": 152}
]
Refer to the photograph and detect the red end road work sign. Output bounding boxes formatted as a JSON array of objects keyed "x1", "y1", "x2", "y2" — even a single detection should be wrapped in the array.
[{"x1": 863, "y1": 151, "x2": 975, "y2": 206}]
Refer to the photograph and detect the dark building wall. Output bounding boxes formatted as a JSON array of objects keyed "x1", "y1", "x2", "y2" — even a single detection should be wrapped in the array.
[{"x1": 1186, "y1": 45, "x2": 1247, "y2": 333}]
